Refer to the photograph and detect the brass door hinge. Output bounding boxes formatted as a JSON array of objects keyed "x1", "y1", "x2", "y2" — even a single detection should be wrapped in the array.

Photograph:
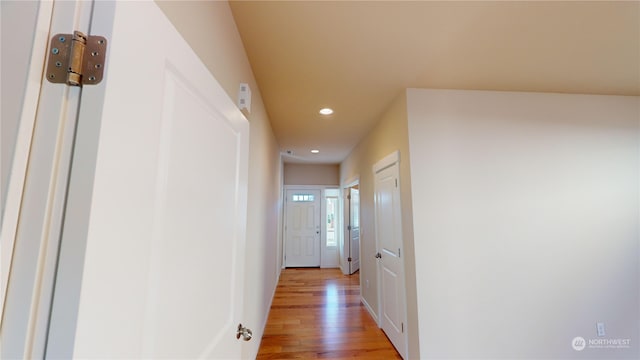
[{"x1": 46, "y1": 31, "x2": 107, "y2": 86}]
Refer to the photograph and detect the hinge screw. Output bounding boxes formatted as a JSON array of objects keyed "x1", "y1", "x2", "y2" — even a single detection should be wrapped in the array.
[
  {"x1": 88, "y1": 76, "x2": 96, "y2": 81},
  {"x1": 59, "y1": 36, "x2": 65, "y2": 42},
  {"x1": 55, "y1": 61, "x2": 62, "y2": 67},
  {"x1": 52, "y1": 48, "x2": 59, "y2": 55}
]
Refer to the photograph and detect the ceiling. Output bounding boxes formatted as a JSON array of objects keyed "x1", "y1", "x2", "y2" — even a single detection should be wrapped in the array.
[{"x1": 229, "y1": 1, "x2": 640, "y2": 164}]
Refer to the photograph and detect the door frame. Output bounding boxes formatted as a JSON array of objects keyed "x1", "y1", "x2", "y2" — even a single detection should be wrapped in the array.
[
  {"x1": 282, "y1": 185, "x2": 340, "y2": 269},
  {"x1": 373, "y1": 150, "x2": 408, "y2": 359},
  {"x1": 0, "y1": 1, "x2": 90, "y2": 358},
  {"x1": 0, "y1": 0, "x2": 54, "y2": 323},
  {"x1": 0, "y1": 2, "x2": 53, "y2": 320}
]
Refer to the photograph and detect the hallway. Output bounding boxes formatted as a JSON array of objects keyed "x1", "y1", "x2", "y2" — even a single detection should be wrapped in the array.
[{"x1": 257, "y1": 268, "x2": 402, "y2": 359}]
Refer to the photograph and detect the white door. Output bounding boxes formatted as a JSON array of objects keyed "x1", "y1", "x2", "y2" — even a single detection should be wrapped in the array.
[
  {"x1": 45, "y1": 1, "x2": 250, "y2": 358},
  {"x1": 349, "y1": 187, "x2": 360, "y2": 274},
  {"x1": 285, "y1": 189, "x2": 321, "y2": 267},
  {"x1": 374, "y1": 153, "x2": 407, "y2": 359}
]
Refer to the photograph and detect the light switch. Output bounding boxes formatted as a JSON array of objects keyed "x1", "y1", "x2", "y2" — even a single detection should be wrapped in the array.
[{"x1": 596, "y1": 322, "x2": 606, "y2": 337}]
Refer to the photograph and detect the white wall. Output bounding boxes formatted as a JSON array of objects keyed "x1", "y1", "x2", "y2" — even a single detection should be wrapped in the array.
[{"x1": 407, "y1": 89, "x2": 639, "y2": 359}]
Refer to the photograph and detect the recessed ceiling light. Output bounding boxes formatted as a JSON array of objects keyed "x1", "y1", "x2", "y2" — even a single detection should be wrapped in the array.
[
  {"x1": 319, "y1": 108, "x2": 333, "y2": 115},
  {"x1": 311, "y1": 149, "x2": 320, "y2": 154}
]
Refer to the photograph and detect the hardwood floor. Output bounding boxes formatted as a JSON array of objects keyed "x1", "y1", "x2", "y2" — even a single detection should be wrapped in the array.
[{"x1": 256, "y1": 268, "x2": 402, "y2": 359}]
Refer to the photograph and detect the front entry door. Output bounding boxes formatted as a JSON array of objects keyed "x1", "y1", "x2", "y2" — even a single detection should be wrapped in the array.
[
  {"x1": 374, "y1": 153, "x2": 407, "y2": 359},
  {"x1": 46, "y1": 1, "x2": 250, "y2": 358},
  {"x1": 285, "y1": 189, "x2": 321, "y2": 267}
]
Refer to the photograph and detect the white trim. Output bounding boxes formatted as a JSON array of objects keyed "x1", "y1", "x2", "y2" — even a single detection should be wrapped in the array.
[
  {"x1": 276, "y1": 155, "x2": 285, "y2": 272},
  {"x1": 258, "y1": 269, "x2": 280, "y2": 350},
  {"x1": 372, "y1": 150, "x2": 400, "y2": 174},
  {"x1": 0, "y1": 0, "x2": 55, "y2": 325},
  {"x1": 343, "y1": 175, "x2": 359, "y2": 188},
  {"x1": 361, "y1": 296, "x2": 378, "y2": 324}
]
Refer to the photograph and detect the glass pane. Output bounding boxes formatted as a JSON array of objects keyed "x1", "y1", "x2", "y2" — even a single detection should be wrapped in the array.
[
  {"x1": 292, "y1": 194, "x2": 315, "y2": 202},
  {"x1": 326, "y1": 197, "x2": 338, "y2": 247}
]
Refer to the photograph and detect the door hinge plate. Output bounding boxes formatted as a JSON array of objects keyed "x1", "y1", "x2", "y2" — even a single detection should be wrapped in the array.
[{"x1": 46, "y1": 31, "x2": 107, "y2": 86}]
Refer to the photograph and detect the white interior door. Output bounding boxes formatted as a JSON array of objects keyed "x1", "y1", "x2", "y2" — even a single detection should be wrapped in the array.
[
  {"x1": 349, "y1": 187, "x2": 360, "y2": 274},
  {"x1": 374, "y1": 154, "x2": 407, "y2": 359},
  {"x1": 285, "y1": 189, "x2": 321, "y2": 267},
  {"x1": 45, "y1": 1, "x2": 250, "y2": 358}
]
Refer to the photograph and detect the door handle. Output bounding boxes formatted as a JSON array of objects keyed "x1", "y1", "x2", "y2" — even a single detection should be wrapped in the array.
[
  {"x1": 375, "y1": 252, "x2": 382, "y2": 259},
  {"x1": 236, "y1": 323, "x2": 253, "y2": 341}
]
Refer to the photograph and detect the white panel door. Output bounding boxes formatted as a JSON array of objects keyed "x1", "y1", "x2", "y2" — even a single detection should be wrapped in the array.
[
  {"x1": 374, "y1": 159, "x2": 406, "y2": 359},
  {"x1": 46, "y1": 1, "x2": 250, "y2": 358},
  {"x1": 349, "y1": 187, "x2": 360, "y2": 274},
  {"x1": 285, "y1": 189, "x2": 321, "y2": 267}
]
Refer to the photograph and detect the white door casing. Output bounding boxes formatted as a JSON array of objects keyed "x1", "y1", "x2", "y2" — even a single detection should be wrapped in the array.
[
  {"x1": 1, "y1": 1, "x2": 90, "y2": 358},
  {"x1": 284, "y1": 189, "x2": 321, "y2": 267},
  {"x1": 374, "y1": 151, "x2": 407, "y2": 359},
  {"x1": 45, "y1": 1, "x2": 250, "y2": 358},
  {"x1": 349, "y1": 187, "x2": 360, "y2": 274}
]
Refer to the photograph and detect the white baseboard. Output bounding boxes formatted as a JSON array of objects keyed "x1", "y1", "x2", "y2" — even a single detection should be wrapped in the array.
[
  {"x1": 250, "y1": 268, "x2": 281, "y2": 358},
  {"x1": 361, "y1": 296, "x2": 378, "y2": 324}
]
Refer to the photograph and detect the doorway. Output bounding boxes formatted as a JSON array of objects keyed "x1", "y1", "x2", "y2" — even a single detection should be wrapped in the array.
[
  {"x1": 344, "y1": 185, "x2": 360, "y2": 275},
  {"x1": 284, "y1": 189, "x2": 321, "y2": 267}
]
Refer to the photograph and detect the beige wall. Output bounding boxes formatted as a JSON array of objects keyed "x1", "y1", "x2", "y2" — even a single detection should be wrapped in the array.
[
  {"x1": 284, "y1": 163, "x2": 339, "y2": 185},
  {"x1": 408, "y1": 89, "x2": 639, "y2": 359},
  {"x1": 157, "y1": 2, "x2": 282, "y2": 358},
  {"x1": 340, "y1": 91, "x2": 420, "y2": 359}
]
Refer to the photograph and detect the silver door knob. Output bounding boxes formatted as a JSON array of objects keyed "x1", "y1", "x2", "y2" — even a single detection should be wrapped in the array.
[{"x1": 236, "y1": 323, "x2": 252, "y2": 341}]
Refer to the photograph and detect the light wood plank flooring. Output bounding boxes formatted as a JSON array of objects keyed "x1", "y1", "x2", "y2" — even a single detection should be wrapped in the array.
[{"x1": 257, "y1": 268, "x2": 401, "y2": 359}]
